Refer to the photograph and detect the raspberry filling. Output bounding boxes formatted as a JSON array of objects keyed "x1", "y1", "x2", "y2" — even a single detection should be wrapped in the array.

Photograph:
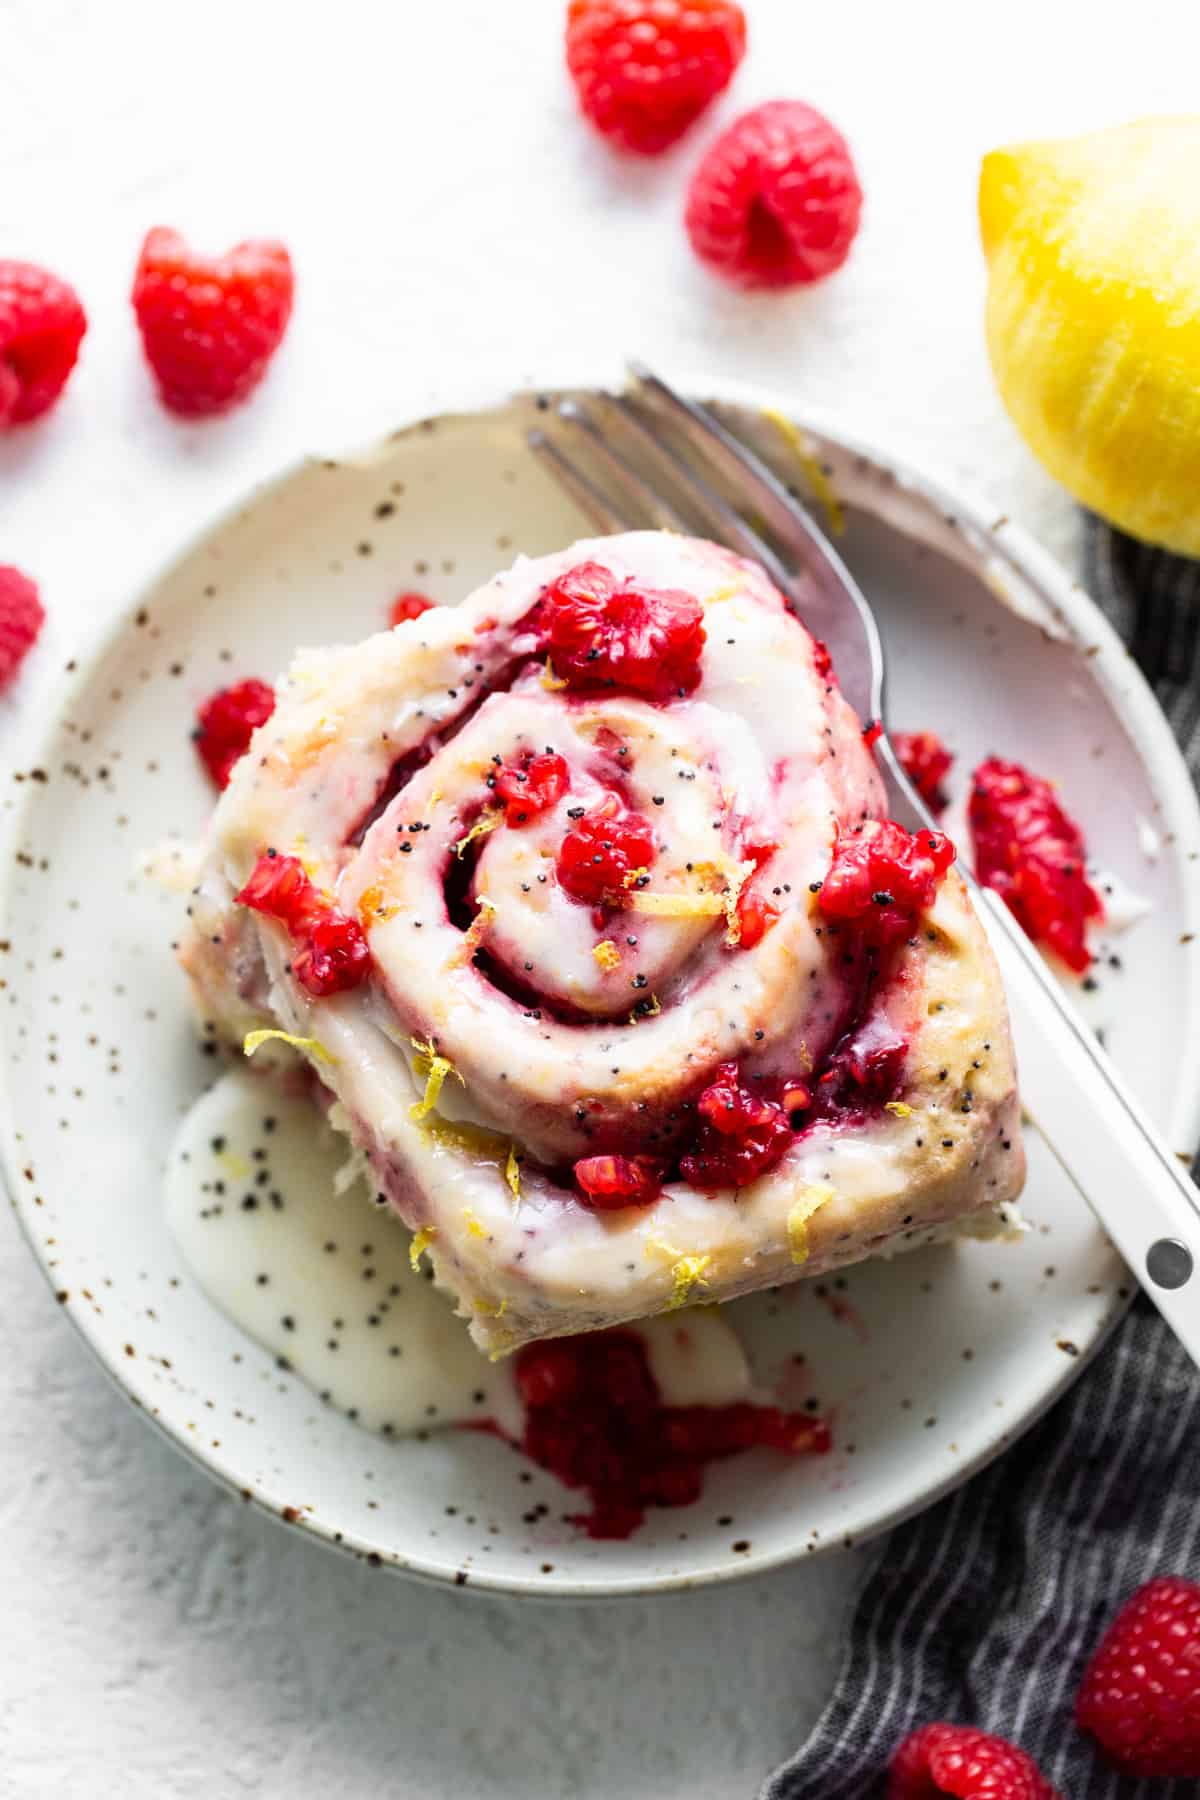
[
  {"x1": 574, "y1": 1153, "x2": 663, "y2": 1210},
  {"x1": 893, "y1": 729, "x2": 953, "y2": 813},
  {"x1": 538, "y1": 561, "x2": 706, "y2": 699},
  {"x1": 678, "y1": 1060, "x2": 797, "y2": 1190},
  {"x1": 818, "y1": 819, "x2": 956, "y2": 951},
  {"x1": 493, "y1": 750, "x2": 570, "y2": 826},
  {"x1": 236, "y1": 852, "x2": 371, "y2": 998},
  {"x1": 556, "y1": 793, "x2": 658, "y2": 905},
  {"x1": 194, "y1": 678, "x2": 276, "y2": 789},
  {"x1": 513, "y1": 1331, "x2": 830, "y2": 1540},
  {"x1": 389, "y1": 591, "x2": 436, "y2": 626},
  {"x1": 969, "y1": 757, "x2": 1102, "y2": 973}
]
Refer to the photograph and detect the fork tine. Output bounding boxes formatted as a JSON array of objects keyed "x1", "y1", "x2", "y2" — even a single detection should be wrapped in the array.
[
  {"x1": 600, "y1": 393, "x2": 800, "y2": 597},
  {"x1": 527, "y1": 428, "x2": 636, "y2": 534},
  {"x1": 556, "y1": 400, "x2": 691, "y2": 532},
  {"x1": 627, "y1": 360, "x2": 843, "y2": 571}
]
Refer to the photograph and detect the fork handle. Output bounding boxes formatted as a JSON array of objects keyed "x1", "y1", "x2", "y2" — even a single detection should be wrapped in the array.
[{"x1": 980, "y1": 891, "x2": 1200, "y2": 1361}]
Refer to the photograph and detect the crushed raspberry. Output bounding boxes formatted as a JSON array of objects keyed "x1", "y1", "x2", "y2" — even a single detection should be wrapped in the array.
[
  {"x1": 889, "y1": 1722, "x2": 1061, "y2": 1799},
  {"x1": 811, "y1": 1015, "x2": 908, "y2": 1122},
  {"x1": 193, "y1": 678, "x2": 276, "y2": 788},
  {"x1": 494, "y1": 751, "x2": 570, "y2": 826},
  {"x1": 514, "y1": 1329, "x2": 829, "y2": 1539},
  {"x1": 0, "y1": 565, "x2": 45, "y2": 690},
  {"x1": 574, "y1": 1153, "x2": 662, "y2": 1209},
  {"x1": 0, "y1": 261, "x2": 87, "y2": 428},
  {"x1": 389, "y1": 591, "x2": 436, "y2": 626},
  {"x1": 895, "y1": 729, "x2": 954, "y2": 814},
  {"x1": 132, "y1": 227, "x2": 294, "y2": 417},
  {"x1": 969, "y1": 757, "x2": 1102, "y2": 974},
  {"x1": 862, "y1": 718, "x2": 884, "y2": 749},
  {"x1": 1076, "y1": 1575, "x2": 1200, "y2": 1778},
  {"x1": 681, "y1": 1060, "x2": 794, "y2": 1189},
  {"x1": 819, "y1": 818, "x2": 956, "y2": 951},
  {"x1": 539, "y1": 561, "x2": 705, "y2": 700},
  {"x1": 556, "y1": 793, "x2": 657, "y2": 905},
  {"x1": 812, "y1": 639, "x2": 835, "y2": 684},
  {"x1": 565, "y1": 0, "x2": 746, "y2": 156},
  {"x1": 685, "y1": 99, "x2": 863, "y2": 289},
  {"x1": 733, "y1": 885, "x2": 780, "y2": 948},
  {"x1": 236, "y1": 852, "x2": 370, "y2": 997}
]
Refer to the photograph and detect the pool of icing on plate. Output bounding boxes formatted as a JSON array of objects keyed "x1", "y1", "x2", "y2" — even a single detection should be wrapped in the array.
[{"x1": 165, "y1": 1068, "x2": 753, "y2": 1440}]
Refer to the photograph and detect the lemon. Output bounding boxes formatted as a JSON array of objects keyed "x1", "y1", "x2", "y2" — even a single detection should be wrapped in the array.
[{"x1": 980, "y1": 117, "x2": 1200, "y2": 555}]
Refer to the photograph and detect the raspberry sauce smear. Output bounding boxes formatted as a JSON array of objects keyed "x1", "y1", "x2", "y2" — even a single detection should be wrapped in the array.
[{"x1": 513, "y1": 1331, "x2": 830, "y2": 1539}]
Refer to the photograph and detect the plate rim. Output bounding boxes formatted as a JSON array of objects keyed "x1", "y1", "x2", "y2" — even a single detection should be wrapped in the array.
[{"x1": 4, "y1": 377, "x2": 1200, "y2": 1600}]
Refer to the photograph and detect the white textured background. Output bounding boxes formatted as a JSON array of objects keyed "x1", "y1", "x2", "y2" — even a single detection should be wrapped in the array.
[{"x1": 2, "y1": 2, "x2": 1197, "y2": 1794}]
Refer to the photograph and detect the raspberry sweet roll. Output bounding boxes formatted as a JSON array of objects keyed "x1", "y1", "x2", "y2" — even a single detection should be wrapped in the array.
[{"x1": 178, "y1": 531, "x2": 1025, "y2": 1354}]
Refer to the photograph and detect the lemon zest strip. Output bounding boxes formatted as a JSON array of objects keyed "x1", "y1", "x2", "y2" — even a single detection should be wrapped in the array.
[
  {"x1": 540, "y1": 659, "x2": 568, "y2": 692},
  {"x1": 463, "y1": 1208, "x2": 487, "y2": 1240},
  {"x1": 505, "y1": 1145, "x2": 522, "y2": 1202},
  {"x1": 452, "y1": 807, "x2": 503, "y2": 859},
  {"x1": 243, "y1": 1028, "x2": 336, "y2": 1066},
  {"x1": 762, "y1": 407, "x2": 845, "y2": 536},
  {"x1": 787, "y1": 1183, "x2": 836, "y2": 1265},
  {"x1": 409, "y1": 1226, "x2": 436, "y2": 1271},
  {"x1": 452, "y1": 895, "x2": 496, "y2": 966},
  {"x1": 885, "y1": 1100, "x2": 914, "y2": 1118},
  {"x1": 409, "y1": 1037, "x2": 465, "y2": 1119},
  {"x1": 592, "y1": 939, "x2": 621, "y2": 971}
]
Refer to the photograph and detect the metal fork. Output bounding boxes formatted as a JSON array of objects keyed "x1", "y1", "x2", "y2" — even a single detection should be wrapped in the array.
[{"x1": 529, "y1": 361, "x2": 1200, "y2": 1370}]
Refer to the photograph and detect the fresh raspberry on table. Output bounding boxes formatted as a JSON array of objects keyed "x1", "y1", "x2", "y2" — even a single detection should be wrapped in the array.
[
  {"x1": 389, "y1": 592, "x2": 436, "y2": 626},
  {"x1": 685, "y1": 99, "x2": 863, "y2": 288},
  {"x1": 566, "y1": 0, "x2": 746, "y2": 155},
  {"x1": 0, "y1": 261, "x2": 87, "y2": 428},
  {"x1": 0, "y1": 566, "x2": 46, "y2": 690},
  {"x1": 131, "y1": 228, "x2": 294, "y2": 417},
  {"x1": 889, "y1": 1722, "x2": 1060, "y2": 1799},
  {"x1": 1076, "y1": 1575, "x2": 1200, "y2": 1778}
]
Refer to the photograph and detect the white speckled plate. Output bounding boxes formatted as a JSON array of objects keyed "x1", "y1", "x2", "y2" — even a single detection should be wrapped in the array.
[{"x1": 4, "y1": 383, "x2": 1200, "y2": 1599}]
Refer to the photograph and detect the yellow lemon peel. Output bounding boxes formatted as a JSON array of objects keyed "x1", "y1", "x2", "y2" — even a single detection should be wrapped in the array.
[
  {"x1": 787, "y1": 1183, "x2": 836, "y2": 1265},
  {"x1": 452, "y1": 895, "x2": 496, "y2": 966},
  {"x1": 622, "y1": 865, "x2": 651, "y2": 890},
  {"x1": 647, "y1": 1237, "x2": 713, "y2": 1310},
  {"x1": 243, "y1": 1028, "x2": 336, "y2": 1066},
  {"x1": 762, "y1": 408, "x2": 845, "y2": 536},
  {"x1": 409, "y1": 1226, "x2": 436, "y2": 1271},
  {"x1": 505, "y1": 1145, "x2": 522, "y2": 1202},
  {"x1": 473, "y1": 1295, "x2": 508, "y2": 1319},
  {"x1": 452, "y1": 807, "x2": 503, "y2": 859},
  {"x1": 409, "y1": 1037, "x2": 465, "y2": 1119},
  {"x1": 592, "y1": 939, "x2": 621, "y2": 971},
  {"x1": 462, "y1": 1208, "x2": 487, "y2": 1240},
  {"x1": 417, "y1": 1115, "x2": 511, "y2": 1160},
  {"x1": 423, "y1": 786, "x2": 444, "y2": 820},
  {"x1": 357, "y1": 882, "x2": 396, "y2": 928},
  {"x1": 885, "y1": 1100, "x2": 914, "y2": 1118},
  {"x1": 540, "y1": 659, "x2": 568, "y2": 691}
]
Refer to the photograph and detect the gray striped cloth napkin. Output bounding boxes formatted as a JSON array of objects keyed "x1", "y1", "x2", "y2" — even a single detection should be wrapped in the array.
[{"x1": 762, "y1": 518, "x2": 1200, "y2": 1800}]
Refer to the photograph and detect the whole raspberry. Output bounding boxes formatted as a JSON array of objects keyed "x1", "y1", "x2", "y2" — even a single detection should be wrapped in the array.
[
  {"x1": 685, "y1": 99, "x2": 863, "y2": 289},
  {"x1": 389, "y1": 592, "x2": 436, "y2": 626},
  {"x1": 566, "y1": 0, "x2": 746, "y2": 155},
  {"x1": 0, "y1": 566, "x2": 46, "y2": 690},
  {"x1": 889, "y1": 1723, "x2": 1060, "y2": 1799},
  {"x1": 193, "y1": 678, "x2": 276, "y2": 788},
  {"x1": 132, "y1": 228, "x2": 295, "y2": 417},
  {"x1": 0, "y1": 262, "x2": 87, "y2": 427},
  {"x1": 1076, "y1": 1575, "x2": 1200, "y2": 1778}
]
